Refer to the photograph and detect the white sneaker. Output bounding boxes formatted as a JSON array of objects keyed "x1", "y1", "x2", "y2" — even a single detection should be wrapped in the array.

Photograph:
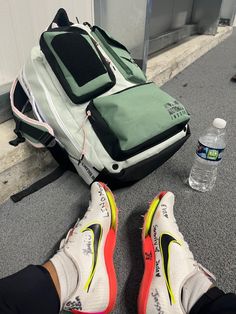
[
  {"x1": 138, "y1": 191, "x2": 215, "y2": 314},
  {"x1": 62, "y1": 182, "x2": 118, "y2": 314}
]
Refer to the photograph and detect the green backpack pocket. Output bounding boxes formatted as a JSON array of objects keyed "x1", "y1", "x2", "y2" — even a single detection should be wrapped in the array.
[
  {"x1": 40, "y1": 27, "x2": 115, "y2": 104},
  {"x1": 87, "y1": 83, "x2": 190, "y2": 161},
  {"x1": 92, "y1": 26, "x2": 147, "y2": 84}
]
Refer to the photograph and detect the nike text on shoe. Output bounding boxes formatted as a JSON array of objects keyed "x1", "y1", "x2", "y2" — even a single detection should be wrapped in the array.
[
  {"x1": 62, "y1": 182, "x2": 118, "y2": 314},
  {"x1": 138, "y1": 192, "x2": 215, "y2": 314}
]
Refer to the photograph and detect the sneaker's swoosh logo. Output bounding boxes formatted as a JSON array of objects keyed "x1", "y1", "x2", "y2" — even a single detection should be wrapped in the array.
[
  {"x1": 82, "y1": 223, "x2": 103, "y2": 292},
  {"x1": 160, "y1": 233, "x2": 181, "y2": 304}
]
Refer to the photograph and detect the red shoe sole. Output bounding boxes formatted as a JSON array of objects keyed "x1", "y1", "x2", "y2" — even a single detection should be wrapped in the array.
[{"x1": 138, "y1": 192, "x2": 167, "y2": 314}]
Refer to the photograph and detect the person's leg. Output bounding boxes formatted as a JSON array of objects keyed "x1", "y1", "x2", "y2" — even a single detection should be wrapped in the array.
[
  {"x1": 0, "y1": 265, "x2": 60, "y2": 314},
  {"x1": 138, "y1": 191, "x2": 236, "y2": 314},
  {"x1": 0, "y1": 182, "x2": 118, "y2": 314},
  {"x1": 43, "y1": 260, "x2": 61, "y2": 298},
  {"x1": 190, "y1": 287, "x2": 236, "y2": 314}
]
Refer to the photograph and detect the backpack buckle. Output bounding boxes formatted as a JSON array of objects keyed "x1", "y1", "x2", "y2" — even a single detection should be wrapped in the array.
[
  {"x1": 9, "y1": 137, "x2": 25, "y2": 147},
  {"x1": 9, "y1": 129, "x2": 25, "y2": 147}
]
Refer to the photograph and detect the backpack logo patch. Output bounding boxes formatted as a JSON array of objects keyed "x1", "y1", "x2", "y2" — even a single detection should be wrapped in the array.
[{"x1": 164, "y1": 100, "x2": 187, "y2": 120}]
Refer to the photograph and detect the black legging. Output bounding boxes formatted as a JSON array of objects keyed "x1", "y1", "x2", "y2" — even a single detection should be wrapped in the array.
[
  {"x1": 0, "y1": 265, "x2": 235, "y2": 314},
  {"x1": 0, "y1": 266, "x2": 59, "y2": 314}
]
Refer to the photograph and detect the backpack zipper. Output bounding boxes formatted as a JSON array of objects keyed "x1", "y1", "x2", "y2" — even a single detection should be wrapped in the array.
[{"x1": 86, "y1": 99, "x2": 189, "y2": 162}]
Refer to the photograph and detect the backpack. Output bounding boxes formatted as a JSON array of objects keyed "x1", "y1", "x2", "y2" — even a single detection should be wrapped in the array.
[{"x1": 10, "y1": 9, "x2": 190, "y2": 201}]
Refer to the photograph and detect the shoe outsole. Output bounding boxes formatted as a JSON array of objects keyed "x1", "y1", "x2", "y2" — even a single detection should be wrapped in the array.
[
  {"x1": 72, "y1": 182, "x2": 118, "y2": 314},
  {"x1": 138, "y1": 191, "x2": 167, "y2": 314}
]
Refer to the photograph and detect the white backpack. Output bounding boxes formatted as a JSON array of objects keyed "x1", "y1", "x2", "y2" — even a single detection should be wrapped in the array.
[{"x1": 10, "y1": 9, "x2": 190, "y2": 201}]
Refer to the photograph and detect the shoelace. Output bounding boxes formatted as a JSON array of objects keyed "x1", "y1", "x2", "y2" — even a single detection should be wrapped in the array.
[
  {"x1": 171, "y1": 218, "x2": 213, "y2": 277},
  {"x1": 181, "y1": 234, "x2": 216, "y2": 281},
  {"x1": 60, "y1": 201, "x2": 94, "y2": 250}
]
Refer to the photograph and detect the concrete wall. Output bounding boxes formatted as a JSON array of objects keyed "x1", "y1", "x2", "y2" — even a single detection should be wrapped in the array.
[
  {"x1": 0, "y1": 0, "x2": 93, "y2": 87},
  {"x1": 220, "y1": 0, "x2": 236, "y2": 25},
  {"x1": 150, "y1": 0, "x2": 194, "y2": 38},
  {"x1": 192, "y1": 0, "x2": 223, "y2": 35},
  {"x1": 94, "y1": 0, "x2": 148, "y2": 61}
]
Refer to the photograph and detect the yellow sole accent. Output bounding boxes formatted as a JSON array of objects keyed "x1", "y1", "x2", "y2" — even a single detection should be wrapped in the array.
[
  {"x1": 144, "y1": 197, "x2": 160, "y2": 237},
  {"x1": 106, "y1": 190, "x2": 117, "y2": 230}
]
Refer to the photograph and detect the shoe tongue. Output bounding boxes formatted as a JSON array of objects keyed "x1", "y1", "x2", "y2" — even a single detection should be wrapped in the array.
[{"x1": 197, "y1": 263, "x2": 216, "y2": 281}]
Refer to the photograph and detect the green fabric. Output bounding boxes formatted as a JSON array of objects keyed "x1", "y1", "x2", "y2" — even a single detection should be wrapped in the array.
[
  {"x1": 93, "y1": 83, "x2": 190, "y2": 151},
  {"x1": 43, "y1": 32, "x2": 112, "y2": 98},
  {"x1": 92, "y1": 28, "x2": 146, "y2": 84}
]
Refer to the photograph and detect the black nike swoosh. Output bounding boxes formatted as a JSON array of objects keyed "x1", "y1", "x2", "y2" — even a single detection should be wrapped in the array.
[
  {"x1": 82, "y1": 223, "x2": 103, "y2": 291},
  {"x1": 160, "y1": 233, "x2": 181, "y2": 304}
]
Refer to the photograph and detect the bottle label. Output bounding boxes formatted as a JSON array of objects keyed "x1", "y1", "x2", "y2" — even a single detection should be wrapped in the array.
[{"x1": 196, "y1": 141, "x2": 224, "y2": 161}]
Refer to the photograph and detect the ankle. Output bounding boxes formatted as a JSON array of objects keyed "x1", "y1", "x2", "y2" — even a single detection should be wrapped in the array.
[
  {"x1": 182, "y1": 271, "x2": 214, "y2": 313},
  {"x1": 50, "y1": 250, "x2": 78, "y2": 310},
  {"x1": 43, "y1": 261, "x2": 61, "y2": 300}
]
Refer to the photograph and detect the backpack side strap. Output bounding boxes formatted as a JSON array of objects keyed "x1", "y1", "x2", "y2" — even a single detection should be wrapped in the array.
[
  {"x1": 10, "y1": 79, "x2": 55, "y2": 148},
  {"x1": 10, "y1": 166, "x2": 66, "y2": 202},
  {"x1": 9, "y1": 80, "x2": 76, "y2": 202}
]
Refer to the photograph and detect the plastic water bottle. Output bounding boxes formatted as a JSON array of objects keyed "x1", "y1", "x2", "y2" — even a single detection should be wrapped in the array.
[{"x1": 188, "y1": 118, "x2": 227, "y2": 192}]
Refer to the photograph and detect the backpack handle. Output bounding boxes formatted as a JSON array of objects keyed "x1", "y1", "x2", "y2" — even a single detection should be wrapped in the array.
[{"x1": 47, "y1": 8, "x2": 73, "y2": 30}]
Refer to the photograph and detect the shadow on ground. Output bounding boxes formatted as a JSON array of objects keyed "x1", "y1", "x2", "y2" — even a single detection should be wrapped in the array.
[{"x1": 124, "y1": 208, "x2": 145, "y2": 313}]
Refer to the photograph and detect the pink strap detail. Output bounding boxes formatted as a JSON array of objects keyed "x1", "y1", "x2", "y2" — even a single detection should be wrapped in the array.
[{"x1": 10, "y1": 79, "x2": 54, "y2": 137}]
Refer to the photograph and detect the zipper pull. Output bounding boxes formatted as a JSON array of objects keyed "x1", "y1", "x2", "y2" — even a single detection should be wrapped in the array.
[
  {"x1": 87, "y1": 110, "x2": 94, "y2": 121},
  {"x1": 86, "y1": 110, "x2": 91, "y2": 119},
  {"x1": 78, "y1": 110, "x2": 92, "y2": 161}
]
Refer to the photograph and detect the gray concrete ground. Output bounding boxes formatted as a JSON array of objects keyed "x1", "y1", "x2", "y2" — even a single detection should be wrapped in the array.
[{"x1": 0, "y1": 30, "x2": 236, "y2": 313}]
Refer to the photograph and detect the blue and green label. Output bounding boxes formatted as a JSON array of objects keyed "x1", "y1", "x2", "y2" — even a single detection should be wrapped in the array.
[{"x1": 196, "y1": 142, "x2": 224, "y2": 161}]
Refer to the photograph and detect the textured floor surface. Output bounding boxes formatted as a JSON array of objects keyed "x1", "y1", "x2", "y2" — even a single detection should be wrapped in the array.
[{"x1": 0, "y1": 30, "x2": 236, "y2": 314}]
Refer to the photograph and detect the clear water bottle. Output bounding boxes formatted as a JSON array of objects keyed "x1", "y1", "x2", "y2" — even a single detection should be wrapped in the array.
[{"x1": 188, "y1": 118, "x2": 227, "y2": 192}]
